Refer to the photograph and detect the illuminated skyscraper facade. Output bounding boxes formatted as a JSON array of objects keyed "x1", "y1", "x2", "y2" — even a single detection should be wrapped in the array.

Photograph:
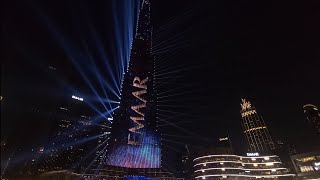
[
  {"x1": 106, "y1": 0, "x2": 160, "y2": 168},
  {"x1": 240, "y1": 98, "x2": 275, "y2": 152},
  {"x1": 303, "y1": 104, "x2": 320, "y2": 135}
]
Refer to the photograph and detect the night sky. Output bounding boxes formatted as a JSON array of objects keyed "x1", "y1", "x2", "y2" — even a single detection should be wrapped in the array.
[
  {"x1": 155, "y1": 0, "x2": 320, "y2": 153},
  {"x1": 2, "y1": 0, "x2": 320, "y2": 159}
]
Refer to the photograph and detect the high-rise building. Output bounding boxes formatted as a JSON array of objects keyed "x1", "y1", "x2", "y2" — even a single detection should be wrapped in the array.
[
  {"x1": 273, "y1": 139, "x2": 297, "y2": 173},
  {"x1": 303, "y1": 104, "x2": 320, "y2": 135},
  {"x1": 91, "y1": 117, "x2": 111, "y2": 170},
  {"x1": 105, "y1": 0, "x2": 160, "y2": 169},
  {"x1": 240, "y1": 98, "x2": 275, "y2": 152},
  {"x1": 291, "y1": 151, "x2": 320, "y2": 179},
  {"x1": 36, "y1": 94, "x2": 108, "y2": 173},
  {"x1": 176, "y1": 145, "x2": 193, "y2": 179}
]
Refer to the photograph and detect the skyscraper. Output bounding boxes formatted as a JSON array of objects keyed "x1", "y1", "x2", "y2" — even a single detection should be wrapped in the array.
[
  {"x1": 240, "y1": 98, "x2": 275, "y2": 152},
  {"x1": 36, "y1": 94, "x2": 106, "y2": 173},
  {"x1": 105, "y1": 0, "x2": 160, "y2": 168},
  {"x1": 303, "y1": 104, "x2": 320, "y2": 135}
]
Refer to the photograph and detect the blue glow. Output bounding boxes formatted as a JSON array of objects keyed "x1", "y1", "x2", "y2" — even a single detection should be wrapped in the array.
[
  {"x1": 105, "y1": 0, "x2": 160, "y2": 169},
  {"x1": 124, "y1": 176, "x2": 146, "y2": 180},
  {"x1": 44, "y1": 133, "x2": 105, "y2": 155},
  {"x1": 22, "y1": 0, "x2": 151, "y2": 174},
  {"x1": 32, "y1": 2, "x2": 126, "y2": 126},
  {"x1": 106, "y1": 131, "x2": 160, "y2": 168},
  {"x1": 111, "y1": 0, "x2": 141, "y2": 87}
]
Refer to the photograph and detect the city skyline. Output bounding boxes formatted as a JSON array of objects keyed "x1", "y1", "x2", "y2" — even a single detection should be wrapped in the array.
[
  {"x1": 2, "y1": 0, "x2": 319, "y2": 153},
  {"x1": 2, "y1": 0, "x2": 320, "y2": 179}
]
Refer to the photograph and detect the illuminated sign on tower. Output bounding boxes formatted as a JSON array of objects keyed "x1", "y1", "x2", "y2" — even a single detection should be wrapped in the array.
[
  {"x1": 105, "y1": 0, "x2": 160, "y2": 168},
  {"x1": 128, "y1": 77, "x2": 148, "y2": 145}
]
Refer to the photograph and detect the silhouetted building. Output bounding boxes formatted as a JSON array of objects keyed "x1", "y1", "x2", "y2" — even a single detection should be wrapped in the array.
[
  {"x1": 291, "y1": 151, "x2": 320, "y2": 179},
  {"x1": 176, "y1": 145, "x2": 193, "y2": 180},
  {"x1": 240, "y1": 98, "x2": 275, "y2": 153},
  {"x1": 273, "y1": 139, "x2": 297, "y2": 174},
  {"x1": 90, "y1": 117, "x2": 111, "y2": 171},
  {"x1": 1, "y1": 147, "x2": 39, "y2": 177},
  {"x1": 303, "y1": 104, "x2": 320, "y2": 136},
  {"x1": 36, "y1": 94, "x2": 109, "y2": 174}
]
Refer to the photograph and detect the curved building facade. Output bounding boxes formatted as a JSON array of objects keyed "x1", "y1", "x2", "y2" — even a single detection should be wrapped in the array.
[
  {"x1": 303, "y1": 104, "x2": 320, "y2": 135},
  {"x1": 194, "y1": 153, "x2": 295, "y2": 179},
  {"x1": 291, "y1": 151, "x2": 320, "y2": 179}
]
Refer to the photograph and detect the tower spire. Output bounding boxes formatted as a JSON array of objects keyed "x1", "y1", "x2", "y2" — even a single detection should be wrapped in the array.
[{"x1": 135, "y1": 0, "x2": 151, "y2": 41}]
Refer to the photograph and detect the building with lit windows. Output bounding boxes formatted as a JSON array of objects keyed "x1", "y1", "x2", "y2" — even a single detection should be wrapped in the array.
[
  {"x1": 291, "y1": 151, "x2": 320, "y2": 179},
  {"x1": 90, "y1": 117, "x2": 112, "y2": 171},
  {"x1": 240, "y1": 98, "x2": 275, "y2": 152},
  {"x1": 193, "y1": 148, "x2": 295, "y2": 179},
  {"x1": 105, "y1": 0, "x2": 160, "y2": 169},
  {"x1": 303, "y1": 104, "x2": 320, "y2": 136},
  {"x1": 94, "y1": 0, "x2": 175, "y2": 179},
  {"x1": 35, "y1": 94, "x2": 109, "y2": 174}
]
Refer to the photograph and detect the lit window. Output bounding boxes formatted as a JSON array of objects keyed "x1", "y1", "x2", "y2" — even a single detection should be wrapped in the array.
[
  {"x1": 254, "y1": 164, "x2": 258, "y2": 167},
  {"x1": 300, "y1": 166, "x2": 314, "y2": 172},
  {"x1": 220, "y1": 162, "x2": 224, "y2": 165},
  {"x1": 202, "y1": 170, "x2": 205, "y2": 172},
  {"x1": 266, "y1": 163, "x2": 274, "y2": 166},
  {"x1": 203, "y1": 164, "x2": 206, "y2": 167},
  {"x1": 202, "y1": 177, "x2": 206, "y2": 180},
  {"x1": 221, "y1": 168, "x2": 225, "y2": 171},
  {"x1": 296, "y1": 156, "x2": 316, "y2": 162},
  {"x1": 264, "y1": 157, "x2": 270, "y2": 160},
  {"x1": 271, "y1": 169, "x2": 276, "y2": 172},
  {"x1": 252, "y1": 158, "x2": 256, "y2": 161}
]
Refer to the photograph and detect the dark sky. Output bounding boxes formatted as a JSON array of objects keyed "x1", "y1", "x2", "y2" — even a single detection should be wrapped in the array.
[
  {"x1": 197, "y1": 0, "x2": 320, "y2": 152},
  {"x1": 2, "y1": 0, "x2": 320, "y2": 157},
  {"x1": 153, "y1": 0, "x2": 320, "y2": 153}
]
